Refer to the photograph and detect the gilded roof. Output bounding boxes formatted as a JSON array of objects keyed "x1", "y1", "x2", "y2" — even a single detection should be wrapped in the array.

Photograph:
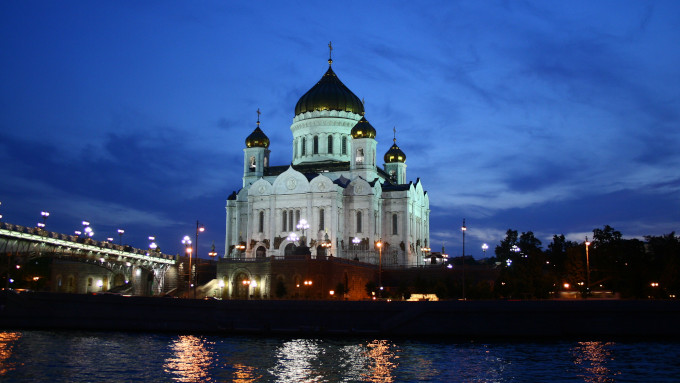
[
  {"x1": 245, "y1": 126, "x2": 269, "y2": 148},
  {"x1": 294, "y1": 66, "x2": 364, "y2": 116},
  {"x1": 384, "y1": 142, "x2": 406, "y2": 163},
  {"x1": 351, "y1": 116, "x2": 377, "y2": 139}
]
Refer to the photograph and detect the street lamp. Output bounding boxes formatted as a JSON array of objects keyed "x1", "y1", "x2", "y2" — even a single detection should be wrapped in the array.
[
  {"x1": 209, "y1": 242, "x2": 218, "y2": 258},
  {"x1": 482, "y1": 243, "x2": 488, "y2": 257},
  {"x1": 376, "y1": 241, "x2": 383, "y2": 297},
  {"x1": 148, "y1": 236, "x2": 157, "y2": 251},
  {"x1": 286, "y1": 232, "x2": 299, "y2": 244},
  {"x1": 194, "y1": 221, "x2": 205, "y2": 298},
  {"x1": 585, "y1": 236, "x2": 591, "y2": 296},
  {"x1": 39, "y1": 211, "x2": 49, "y2": 229},
  {"x1": 421, "y1": 246, "x2": 431, "y2": 265},
  {"x1": 352, "y1": 236, "x2": 361, "y2": 261},
  {"x1": 461, "y1": 219, "x2": 466, "y2": 300},
  {"x1": 235, "y1": 236, "x2": 246, "y2": 258},
  {"x1": 117, "y1": 229, "x2": 125, "y2": 245},
  {"x1": 296, "y1": 219, "x2": 309, "y2": 246},
  {"x1": 82, "y1": 221, "x2": 94, "y2": 239},
  {"x1": 320, "y1": 232, "x2": 332, "y2": 257},
  {"x1": 182, "y1": 235, "x2": 192, "y2": 295}
]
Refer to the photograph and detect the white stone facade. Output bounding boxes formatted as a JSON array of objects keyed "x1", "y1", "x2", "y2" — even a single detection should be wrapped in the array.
[{"x1": 225, "y1": 65, "x2": 430, "y2": 267}]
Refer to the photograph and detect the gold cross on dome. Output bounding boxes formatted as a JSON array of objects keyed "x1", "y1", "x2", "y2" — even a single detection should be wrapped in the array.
[
  {"x1": 328, "y1": 41, "x2": 333, "y2": 65},
  {"x1": 256, "y1": 108, "x2": 261, "y2": 125}
]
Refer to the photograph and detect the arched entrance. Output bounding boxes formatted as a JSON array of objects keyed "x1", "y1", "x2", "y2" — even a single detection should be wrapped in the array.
[
  {"x1": 233, "y1": 272, "x2": 250, "y2": 299},
  {"x1": 284, "y1": 243, "x2": 295, "y2": 257},
  {"x1": 316, "y1": 245, "x2": 326, "y2": 259},
  {"x1": 256, "y1": 246, "x2": 266, "y2": 258}
]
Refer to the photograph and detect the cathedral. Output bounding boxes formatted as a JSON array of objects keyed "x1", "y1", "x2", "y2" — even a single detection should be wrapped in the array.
[{"x1": 224, "y1": 50, "x2": 430, "y2": 268}]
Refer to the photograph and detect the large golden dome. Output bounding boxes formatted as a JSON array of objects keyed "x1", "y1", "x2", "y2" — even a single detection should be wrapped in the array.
[{"x1": 294, "y1": 66, "x2": 364, "y2": 116}]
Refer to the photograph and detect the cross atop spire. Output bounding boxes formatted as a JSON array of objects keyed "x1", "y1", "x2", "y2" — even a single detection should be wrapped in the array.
[
  {"x1": 393, "y1": 126, "x2": 397, "y2": 143},
  {"x1": 328, "y1": 41, "x2": 333, "y2": 65},
  {"x1": 256, "y1": 108, "x2": 261, "y2": 126}
]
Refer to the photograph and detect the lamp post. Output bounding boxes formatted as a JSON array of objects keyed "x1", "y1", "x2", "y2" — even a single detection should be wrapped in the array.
[
  {"x1": 585, "y1": 236, "x2": 591, "y2": 297},
  {"x1": 421, "y1": 246, "x2": 431, "y2": 265},
  {"x1": 149, "y1": 236, "x2": 157, "y2": 252},
  {"x1": 352, "y1": 236, "x2": 360, "y2": 261},
  {"x1": 181, "y1": 235, "x2": 192, "y2": 296},
  {"x1": 296, "y1": 219, "x2": 309, "y2": 246},
  {"x1": 320, "y1": 232, "x2": 332, "y2": 257},
  {"x1": 39, "y1": 211, "x2": 49, "y2": 229},
  {"x1": 194, "y1": 221, "x2": 205, "y2": 298},
  {"x1": 482, "y1": 243, "x2": 488, "y2": 258},
  {"x1": 209, "y1": 242, "x2": 218, "y2": 258},
  {"x1": 376, "y1": 241, "x2": 383, "y2": 297},
  {"x1": 235, "y1": 237, "x2": 246, "y2": 258},
  {"x1": 461, "y1": 219, "x2": 466, "y2": 300},
  {"x1": 117, "y1": 229, "x2": 124, "y2": 245},
  {"x1": 82, "y1": 221, "x2": 94, "y2": 239}
]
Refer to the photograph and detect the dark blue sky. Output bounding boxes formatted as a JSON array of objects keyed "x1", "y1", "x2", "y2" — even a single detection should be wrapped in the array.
[{"x1": 1, "y1": 1, "x2": 678, "y2": 258}]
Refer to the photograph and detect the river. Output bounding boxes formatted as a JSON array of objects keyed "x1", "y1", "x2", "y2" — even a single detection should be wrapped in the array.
[{"x1": 1, "y1": 331, "x2": 679, "y2": 382}]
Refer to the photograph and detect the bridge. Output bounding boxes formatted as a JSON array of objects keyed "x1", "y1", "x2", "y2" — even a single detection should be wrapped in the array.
[{"x1": 0, "y1": 222, "x2": 178, "y2": 296}]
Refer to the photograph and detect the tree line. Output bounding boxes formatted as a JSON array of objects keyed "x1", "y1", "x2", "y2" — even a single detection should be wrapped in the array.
[{"x1": 493, "y1": 225, "x2": 679, "y2": 299}]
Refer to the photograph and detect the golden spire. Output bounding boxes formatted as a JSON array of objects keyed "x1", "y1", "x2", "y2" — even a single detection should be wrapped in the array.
[
  {"x1": 256, "y1": 108, "x2": 261, "y2": 127},
  {"x1": 361, "y1": 97, "x2": 365, "y2": 116},
  {"x1": 328, "y1": 41, "x2": 333, "y2": 65}
]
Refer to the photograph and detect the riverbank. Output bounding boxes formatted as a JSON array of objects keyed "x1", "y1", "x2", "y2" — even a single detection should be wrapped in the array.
[{"x1": 2, "y1": 291, "x2": 679, "y2": 339}]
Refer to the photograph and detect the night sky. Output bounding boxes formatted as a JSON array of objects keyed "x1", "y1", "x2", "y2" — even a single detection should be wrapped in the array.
[{"x1": 1, "y1": 1, "x2": 678, "y2": 258}]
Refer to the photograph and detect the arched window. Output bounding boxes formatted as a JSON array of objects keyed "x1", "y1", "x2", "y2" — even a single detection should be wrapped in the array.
[
  {"x1": 258, "y1": 211, "x2": 264, "y2": 233},
  {"x1": 356, "y1": 148, "x2": 364, "y2": 164},
  {"x1": 327, "y1": 135, "x2": 333, "y2": 154},
  {"x1": 313, "y1": 136, "x2": 319, "y2": 154},
  {"x1": 342, "y1": 136, "x2": 347, "y2": 155},
  {"x1": 392, "y1": 214, "x2": 398, "y2": 235},
  {"x1": 356, "y1": 211, "x2": 363, "y2": 233},
  {"x1": 249, "y1": 156, "x2": 256, "y2": 171},
  {"x1": 319, "y1": 208, "x2": 325, "y2": 231},
  {"x1": 282, "y1": 211, "x2": 288, "y2": 232},
  {"x1": 302, "y1": 137, "x2": 306, "y2": 156}
]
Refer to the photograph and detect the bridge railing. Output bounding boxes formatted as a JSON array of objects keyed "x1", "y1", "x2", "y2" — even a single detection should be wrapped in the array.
[{"x1": 0, "y1": 222, "x2": 176, "y2": 264}]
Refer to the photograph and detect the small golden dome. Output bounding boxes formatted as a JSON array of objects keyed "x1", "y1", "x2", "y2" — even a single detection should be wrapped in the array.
[
  {"x1": 351, "y1": 117, "x2": 376, "y2": 139},
  {"x1": 245, "y1": 126, "x2": 269, "y2": 148},
  {"x1": 384, "y1": 141, "x2": 406, "y2": 163}
]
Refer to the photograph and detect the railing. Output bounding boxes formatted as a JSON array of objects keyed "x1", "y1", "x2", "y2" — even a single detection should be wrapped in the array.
[{"x1": 0, "y1": 222, "x2": 175, "y2": 265}]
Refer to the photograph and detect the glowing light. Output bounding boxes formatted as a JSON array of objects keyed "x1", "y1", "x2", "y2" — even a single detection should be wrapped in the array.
[{"x1": 164, "y1": 335, "x2": 215, "y2": 382}]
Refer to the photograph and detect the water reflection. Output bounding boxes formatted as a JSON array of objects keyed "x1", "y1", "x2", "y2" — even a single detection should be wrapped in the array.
[
  {"x1": 164, "y1": 335, "x2": 215, "y2": 382},
  {"x1": 269, "y1": 338, "x2": 322, "y2": 382},
  {"x1": 0, "y1": 332, "x2": 21, "y2": 376},
  {"x1": 361, "y1": 340, "x2": 399, "y2": 383},
  {"x1": 572, "y1": 341, "x2": 619, "y2": 383},
  {"x1": 232, "y1": 363, "x2": 262, "y2": 382}
]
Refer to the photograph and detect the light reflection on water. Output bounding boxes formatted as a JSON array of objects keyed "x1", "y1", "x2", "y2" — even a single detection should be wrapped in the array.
[
  {"x1": 164, "y1": 335, "x2": 216, "y2": 382},
  {"x1": 1, "y1": 331, "x2": 680, "y2": 382},
  {"x1": 572, "y1": 341, "x2": 618, "y2": 383}
]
